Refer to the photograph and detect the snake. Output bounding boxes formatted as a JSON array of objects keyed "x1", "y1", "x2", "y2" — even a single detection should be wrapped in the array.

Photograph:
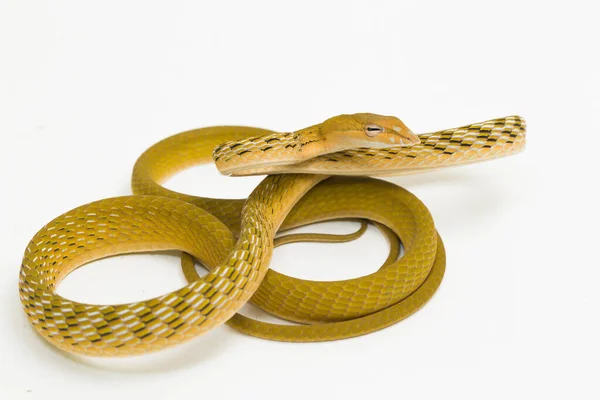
[{"x1": 19, "y1": 113, "x2": 526, "y2": 356}]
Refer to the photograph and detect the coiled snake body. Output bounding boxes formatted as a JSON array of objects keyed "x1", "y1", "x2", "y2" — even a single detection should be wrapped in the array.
[{"x1": 19, "y1": 114, "x2": 526, "y2": 356}]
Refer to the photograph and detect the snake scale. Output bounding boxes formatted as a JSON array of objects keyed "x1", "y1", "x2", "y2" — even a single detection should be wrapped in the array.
[{"x1": 19, "y1": 114, "x2": 526, "y2": 356}]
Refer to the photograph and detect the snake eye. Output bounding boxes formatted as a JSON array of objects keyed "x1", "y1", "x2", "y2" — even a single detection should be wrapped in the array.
[{"x1": 365, "y1": 124, "x2": 384, "y2": 137}]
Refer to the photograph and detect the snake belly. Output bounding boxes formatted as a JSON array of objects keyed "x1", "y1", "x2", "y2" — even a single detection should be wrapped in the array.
[{"x1": 19, "y1": 116, "x2": 525, "y2": 355}]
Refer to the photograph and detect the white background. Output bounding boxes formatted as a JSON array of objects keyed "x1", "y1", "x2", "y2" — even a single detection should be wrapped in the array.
[{"x1": 1, "y1": 0, "x2": 598, "y2": 399}]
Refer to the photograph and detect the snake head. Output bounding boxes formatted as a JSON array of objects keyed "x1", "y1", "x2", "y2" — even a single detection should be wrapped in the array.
[{"x1": 320, "y1": 113, "x2": 420, "y2": 151}]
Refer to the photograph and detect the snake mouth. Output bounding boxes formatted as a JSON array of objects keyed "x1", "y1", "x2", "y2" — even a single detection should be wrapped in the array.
[{"x1": 395, "y1": 129, "x2": 421, "y2": 146}]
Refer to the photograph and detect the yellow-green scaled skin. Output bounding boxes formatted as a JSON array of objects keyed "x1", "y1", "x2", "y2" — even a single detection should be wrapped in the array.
[{"x1": 19, "y1": 115, "x2": 525, "y2": 355}]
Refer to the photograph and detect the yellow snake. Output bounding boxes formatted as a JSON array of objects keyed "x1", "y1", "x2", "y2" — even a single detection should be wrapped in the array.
[{"x1": 19, "y1": 114, "x2": 526, "y2": 356}]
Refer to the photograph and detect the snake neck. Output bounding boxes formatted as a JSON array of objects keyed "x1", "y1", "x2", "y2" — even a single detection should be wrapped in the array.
[{"x1": 213, "y1": 125, "x2": 327, "y2": 176}]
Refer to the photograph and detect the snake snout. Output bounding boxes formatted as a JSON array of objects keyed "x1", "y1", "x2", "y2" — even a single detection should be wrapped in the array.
[{"x1": 395, "y1": 128, "x2": 421, "y2": 146}]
